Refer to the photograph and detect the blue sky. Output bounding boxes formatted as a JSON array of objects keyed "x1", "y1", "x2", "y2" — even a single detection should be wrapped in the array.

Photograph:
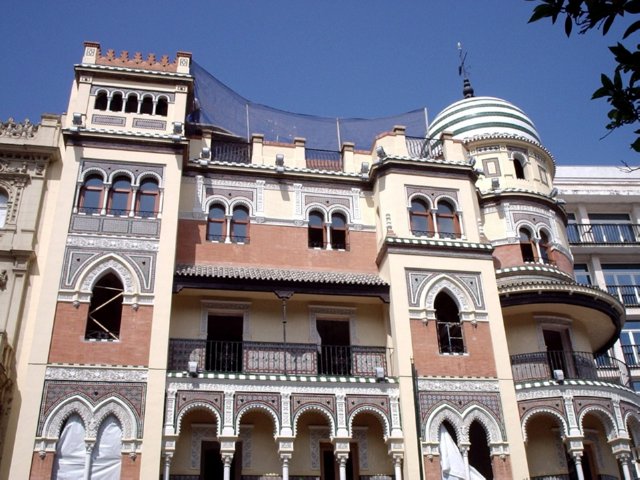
[{"x1": 1, "y1": 1, "x2": 637, "y2": 167}]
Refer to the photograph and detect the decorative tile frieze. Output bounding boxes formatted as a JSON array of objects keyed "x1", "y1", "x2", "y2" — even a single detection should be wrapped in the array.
[
  {"x1": 92, "y1": 114, "x2": 125, "y2": 126},
  {"x1": 44, "y1": 366, "x2": 148, "y2": 382}
]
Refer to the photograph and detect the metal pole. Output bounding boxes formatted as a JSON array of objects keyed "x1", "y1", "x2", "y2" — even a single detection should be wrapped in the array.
[{"x1": 275, "y1": 290, "x2": 294, "y2": 374}]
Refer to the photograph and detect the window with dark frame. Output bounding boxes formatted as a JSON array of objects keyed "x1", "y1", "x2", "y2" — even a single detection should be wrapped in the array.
[
  {"x1": 136, "y1": 178, "x2": 159, "y2": 217},
  {"x1": 519, "y1": 228, "x2": 536, "y2": 262},
  {"x1": 231, "y1": 205, "x2": 249, "y2": 243},
  {"x1": 539, "y1": 230, "x2": 552, "y2": 264},
  {"x1": 94, "y1": 91, "x2": 108, "y2": 111},
  {"x1": 79, "y1": 174, "x2": 104, "y2": 214},
  {"x1": 436, "y1": 200, "x2": 460, "y2": 239},
  {"x1": 109, "y1": 92, "x2": 123, "y2": 112},
  {"x1": 330, "y1": 212, "x2": 348, "y2": 250},
  {"x1": 207, "y1": 203, "x2": 226, "y2": 241},
  {"x1": 156, "y1": 97, "x2": 168, "y2": 116},
  {"x1": 140, "y1": 96, "x2": 154, "y2": 115},
  {"x1": 435, "y1": 292, "x2": 465, "y2": 354},
  {"x1": 308, "y1": 210, "x2": 325, "y2": 248},
  {"x1": 125, "y1": 94, "x2": 138, "y2": 113},
  {"x1": 108, "y1": 176, "x2": 132, "y2": 216},
  {"x1": 410, "y1": 198, "x2": 433, "y2": 237}
]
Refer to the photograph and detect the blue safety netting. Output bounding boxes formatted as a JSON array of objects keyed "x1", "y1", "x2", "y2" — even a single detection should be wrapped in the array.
[{"x1": 190, "y1": 61, "x2": 428, "y2": 151}]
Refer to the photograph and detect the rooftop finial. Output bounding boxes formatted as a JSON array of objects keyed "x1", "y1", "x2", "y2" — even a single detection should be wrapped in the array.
[{"x1": 457, "y1": 42, "x2": 475, "y2": 99}]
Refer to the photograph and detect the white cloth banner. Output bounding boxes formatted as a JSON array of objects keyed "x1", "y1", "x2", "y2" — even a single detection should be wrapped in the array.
[
  {"x1": 52, "y1": 415, "x2": 86, "y2": 480},
  {"x1": 439, "y1": 425, "x2": 486, "y2": 480},
  {"x1": 90, "y1": 416, "x2": 122, "y2": 480}
]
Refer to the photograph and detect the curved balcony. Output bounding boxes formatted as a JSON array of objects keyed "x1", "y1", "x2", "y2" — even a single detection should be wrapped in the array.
[
  {"x1": 510, "y1": 350, "x2": 630, "y2": 387},
  {"x1": 168, "y1": 338, "x2": 389, "y2": 378}
]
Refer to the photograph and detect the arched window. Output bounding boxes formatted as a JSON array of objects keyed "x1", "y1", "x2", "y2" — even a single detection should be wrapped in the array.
[
  {"x1": 136, "y1": 178, "x2": 159, "y2": 218},
  {"x1": 108, "y1": 176, "x2": 132, "y2": 216},
  {"x1": 79, "y1": 174, "x2": 104, "y2": 214},
  {"x1": 519, "y1": 227, "x2": 535, "y2": 262},
  {"x1": 513, "y1": 155, "x2": 526, "y2": 179},
  {"x1": 308, "y1": 210, "x2": 325, "y2": 248},
  {"x1": 410, "y1": 198, "x2": 433, "y2": 237},
  {"x1": 468, "y1": 421, "x2": 493, "y2": 479},
  {"x1": 52, "y1": 414, "x2": 86, "y2": 479},
  {"x1": 0, "y1": 189, "x2": 8, "y2": 228},
  {"x1": 85, "y1": 273, "x2": 124, "y2": 340},
  {"x1": 124, "y1": 94, "x2": 138, "y2": 113},
  {"x1": 109, "y1": 92, "x2": 123, "y2": 112},
  {"x1": 94, "y1": 91, "x2": 108, "y2": 111},
  {"x1": 330, "y1": 212, "x2": 348, "y2": 250},
  {"x1": 230, "y1": 205, "x2": 249, "y2": 243},
  {"x1": 140, "y1": 95, "x2": 153, "y2": 115},
  {"x1": 436, "y1": 200, "x2": 460, "y2": 239},
  {"x1": 435, "y1": 292, "x2": 464, "y2": 354},
  {"x1": 155, "y1": 97, "x2": 168, "y2": 116},
  {"x1": 91, "y1": 416, "x2": 122, "y2": 477},
  {"x1": 539, "y1": 230, "x2": 552, "y2": 264},
  {"x1": 207, "y1": 203, "x2": 226, "y2": 241}
]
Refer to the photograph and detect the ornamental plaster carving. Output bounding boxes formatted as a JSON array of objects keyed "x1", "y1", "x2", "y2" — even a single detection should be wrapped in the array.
[
  {"x1": 406, "y1": 186, "x2": 459, "y2": 207},
  {"x1": 309, "y1": 426, "x2": 331, "y2": 470},
  {"x1": 45, "y1": 366, "x2": 148, "y2": 383},
  {"x1": 239, "y1": 425, "x2": 253, "y2": 468},
  {"x1": 406, "y1": 269, "x2": 484, "y2": 310},
  {"x1": 425, "y1": 406, "x2": 464, "y2": 443},
  {"x1": 66, "y1": 235, "x2": 159, "y2": 252},
  {"x1": 292, "y1": 405, "x2": 336, "y2": 438},
  {"x1": 0, "y1": 118, "x2": 38, "y2": 138},
  {"x1": 41, "y1": 395, "x2": 138, "y2": 440},
  {"x1": 347, "y1": 405, "x2": 390, "y2": 438},
  {"x1": 577, "y1": 405, "x2": 618, "y2": 440},
  {"x1": 234, "y1": 402, "x2": 280, "y2": 436},
  {"x1": 77, "y1": 256, "x2": 138, "y2": 294},
  {"x1": 417, "y1": 379, "x2": 499, "y2": 392},
  {"x1": 190, "y1": 424, "x2": 217, "y2": 468},
  {"x1": 175, "y1": 401, "x2": 222, "y2": 437},
  {"x1": 352, "y1": 427, "x2": 369, "y2": 469}
]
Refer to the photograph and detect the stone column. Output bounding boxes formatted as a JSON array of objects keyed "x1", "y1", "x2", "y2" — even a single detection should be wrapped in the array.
[
  {"x1": 393, "y1": 454, "x2": 403, "y2": 480},
  {"x1": 162, "y1": 452, "x2": 172, "y2": 480},
  {"x1": 224, "y1": 214, "x2": 232, "y2": 243},
  {"x1": 280, "y1": 454, "x2": 291, "y2": 480},
  {"x1": 83, "y1": 441, "x2": 95, "y2": 480},
  {"x1": 459, "y1": 444, "x2": 470, "y2": 480},
  {"x1": 222, "y1": 454, "x2": 233, "y2": 480},
  {"x1": 336, "y1": 453, "x2": 348, "y2": 480},
  {"x1": 616, "y1": 452, "x2": 633, "y2": 480},
  {"x1": 571, "y1": 451, "x2": 585, "y2": 480}
]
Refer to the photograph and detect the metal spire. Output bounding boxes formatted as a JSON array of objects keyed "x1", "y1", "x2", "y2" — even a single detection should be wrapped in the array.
[{"x1": 457, "y1": 42, "x2": 475, "y2": 98}]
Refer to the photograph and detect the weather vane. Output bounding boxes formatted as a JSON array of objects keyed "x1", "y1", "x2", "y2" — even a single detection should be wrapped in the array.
[{"x1": 457, "y1": 42, "x2": 475, "y2": 98}]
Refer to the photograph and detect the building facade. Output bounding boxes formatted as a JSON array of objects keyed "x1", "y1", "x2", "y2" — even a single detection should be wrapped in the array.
[{"x1": 1, "y1": 42, "x2": 639, "y2": 480}]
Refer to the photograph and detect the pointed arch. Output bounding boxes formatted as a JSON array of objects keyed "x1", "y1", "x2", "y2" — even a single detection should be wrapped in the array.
[
  {"x1": 175, "y1": 402, "x2": 222, "y2": 437},
  {"x1": 235, "y1": 403, "x2": 280, "y2": 437},
  {"x1": 77, "y1": 254, "x2": 140, "y2": 297},
  {"x1": 92, "y1": 397, "x2": 139, "y2": 439},
  {"x1": 422, "y1": 275, "x2": 477, "y2": 324},
  {"x1": 347, "y1": 405, "x2": 391, "y2": 438},
  {"x1": 521, "y1": 408, "x2": 569, "y2": 442},
  {"x1": 461, "y1": 404, "x2": 504, "y2": 445},
  {"x1": 292, "y1": 405, "x2": 336, "y2": 438},
  {"x1": 425, "y1": 404, "x2": 464, "y2": 443},
  {"x1": 42, "y1": 396, "x2": 93, "y2": 439}
]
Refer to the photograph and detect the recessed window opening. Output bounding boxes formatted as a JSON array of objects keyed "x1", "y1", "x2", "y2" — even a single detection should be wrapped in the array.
[
  {"x1": 519, "y1": 228, "x2": 535, "y2": 262},
  {"x1": 436, "y1": 200, "x2": 459, "y2": 239},
  {"x1": 109, "y1": 92, "x2": 123, "y2": 112},
  {"x1": 308, "y1": 210, "x2": 325, "y2": 248},
  {"x1": 539, "y1": 230, "x2": 551, "y2": 264},
  {"x1": 136, "y1": 178, "x2": 159, "y2": 217},
  {"x1": 317, "y1": 319, "x2": 351, "y2": 376},
  {"x1": 435, "y1": 292, "x2": 464, "y2": 354},
  {"x1": 0, "y1": 189, "x2": 8, "y2": 228},
  {"x1": 94, "y1": 91, "x2": 108, "y2": 111},
  {"x1": 207, "y1": 203, "x2": 226, "y2": 241},
  {"x1": 513, "y1": 155, "x2": 526, "y2": 179},
  {"x1": 410, "y1": 198, "x2": 433, "y2": 237},
  {"x1": 140, "y1": 96, "x2": 154, "y2": 115},
  {"x1": 231, "y1": 206, "x2": 249, "y2": 243},
  {"x1": 330, "y1": 212, "x2": 348, "y2": 250},
  {"x1": 85, "y1": 273, "x2": 124, "y2": 340},
  {"x1": 468, "y1": 421, "x2": 493, "y2": 479},
  {"x1": 108, "y1": 176, "x2": 131, "y2": 216},
  {"x1": 79, "y1": 174, "x2": 104, "y2": 214},
  {"x1": 206, "y1": 315, "x2": 243, "y2": 372},
  {"x1": 155, "y1": 97, "x2": 168, "y2": 116},
  {"x1": 124, "y1": 94, "x2": 138, "y2": 113}
]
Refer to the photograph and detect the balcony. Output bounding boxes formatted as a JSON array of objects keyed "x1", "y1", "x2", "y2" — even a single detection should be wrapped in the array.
[
  {"x1": 210, "y1": 140, "x2": 252, "y2": 164},
  {"x1": 305, "y1": 148, "x2": 343, "y2": 171},
  {"x1": 606, "y1": 284, "x2": 640, "y2": 307},
  {"x1": 621, "y1": 344, "x2": 640, "y2": 367},
  {"x1": 567, "y1": 223, "x2": 640, "y2": 245},
  {"x1": 510, "y1": 351, "x2": 630, "y2": 387},
  {"x1": 168, "y1": 339, "x2": 389, "y2": 377}
]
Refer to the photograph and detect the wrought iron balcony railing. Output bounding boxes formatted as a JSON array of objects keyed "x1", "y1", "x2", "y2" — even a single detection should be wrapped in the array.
[
  {"x1": 606, "y1": 284, "x2": 640, "y2": 306},
  {"x1": 405, "y1": 136, "x2": 443, "y2": 159},
  {"x1": 211, "y1": 141, "x2": 252, "y2": 164},
  {"x1": 510, "y1": 350, "x2": 630, "y2": 386},
  {"x1": 567, "y1": 223, "x2": 640, "y2": 245},
  {"x1": 168, "y1": 339, "x2": 389, "y2": 377}
]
